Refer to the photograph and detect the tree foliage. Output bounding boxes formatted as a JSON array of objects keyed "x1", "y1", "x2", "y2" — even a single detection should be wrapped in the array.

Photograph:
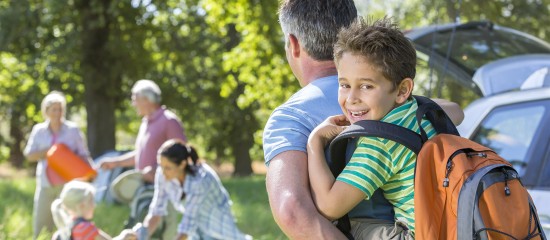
[
  {"x1": 0, "y1": 0, "x2": 295, "y2": 175},
  {"x1": 3, "y1": 0, "x2": 549, "y2": 173}
]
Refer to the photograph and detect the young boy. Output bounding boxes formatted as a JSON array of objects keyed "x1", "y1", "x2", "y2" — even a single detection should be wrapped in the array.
[{"x1": 307, "y1": 17, "x2": 434, "y2": 239}]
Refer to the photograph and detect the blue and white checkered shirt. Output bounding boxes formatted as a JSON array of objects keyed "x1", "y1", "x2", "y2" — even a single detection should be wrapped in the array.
[{"x1": 148, "y1": 163, "x2": 251, "y2": 239}]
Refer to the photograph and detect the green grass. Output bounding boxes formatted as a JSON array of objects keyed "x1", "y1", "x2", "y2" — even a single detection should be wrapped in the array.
[{"x1": 0, "y1": 175, "x2": 285, "y2": 239}]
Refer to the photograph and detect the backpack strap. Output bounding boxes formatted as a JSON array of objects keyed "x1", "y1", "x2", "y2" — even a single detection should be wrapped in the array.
[
  {"x1": 529, "y1": 197, "x2": 548, "y2": 240},
  {"x1": 457, "y1": 164, "x2": 514, "y2": 240},
  {"x1": 328, "y1": 96, "x2": 458, "y2": 176},
  {"x1": 413, "y1": 95, "x2": 459, "y2": 142},
  {"x1": 326, "y1": 96, "x2": 456, "y2": 238},
  {"x1": 327, "y1": 120, "x2": 422, "y2": 239},
  {"x1": 328, "y1": 120, "x2": 422, "y2": 176},
  {"x1": 458, "y1": 165, "x2": 546, "y2": 240}
]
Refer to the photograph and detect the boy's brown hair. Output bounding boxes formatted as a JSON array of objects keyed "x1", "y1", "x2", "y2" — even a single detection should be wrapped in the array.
[{"x1": 334, "y1": 17, "x2": 417, "y2": 91}]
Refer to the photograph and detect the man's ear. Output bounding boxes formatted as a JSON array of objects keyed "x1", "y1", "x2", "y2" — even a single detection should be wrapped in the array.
[
  {"x1": 396, "y1": 78, "x2": 414, "y2": 104},
  {"x1": 288, "y1": 34, "x2": 301, "y2": 58}
]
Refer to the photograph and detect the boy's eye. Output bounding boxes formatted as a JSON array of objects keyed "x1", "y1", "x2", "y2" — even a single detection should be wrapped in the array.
[
  {"x1": 339, "y1": 83, "x2": 350, "y2": 88},
  {"x1": 361, "y1": 84, "x2": 374, "y2": 89}
]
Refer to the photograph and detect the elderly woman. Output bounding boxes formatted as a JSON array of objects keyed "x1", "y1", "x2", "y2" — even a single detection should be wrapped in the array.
[{"x1": 24, "y1": 91, "x2": 91, "y2": 238}]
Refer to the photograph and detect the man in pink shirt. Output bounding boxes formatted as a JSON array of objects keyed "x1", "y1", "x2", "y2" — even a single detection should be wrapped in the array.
[{"x1": 100, "y1": 79, "x2": 187, "y2": 183}]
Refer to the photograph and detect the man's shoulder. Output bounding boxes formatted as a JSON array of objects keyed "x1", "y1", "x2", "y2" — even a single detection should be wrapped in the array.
[
  {"x1": 160, "y1": 108, "x2": 180, "y2": 121},
  {"x1": 286, "y1": 76, "x2": 337, "y2": 105},
  {"x1": 269, "y1": 76, "x2": 340, "y2": 121}
]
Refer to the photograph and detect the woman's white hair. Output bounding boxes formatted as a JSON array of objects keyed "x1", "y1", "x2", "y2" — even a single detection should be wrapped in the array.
[
  {"x1": 132, "y1": 79, "x2": 162, "y2": 104},
  {"x1": 41, "y1": 91, "x2": 66, "y2": 119},
  {"x1": 51, "y1": 180, "x2": 96, "y2": 239}
]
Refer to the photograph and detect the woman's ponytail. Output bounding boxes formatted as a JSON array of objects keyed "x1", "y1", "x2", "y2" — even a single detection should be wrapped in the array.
[
  {"x1": 159, "y1": 139, "x2": 201, "y2": 175},
  {"x1": 188, "y1": 146, "x2": 199, "y2": 166}
]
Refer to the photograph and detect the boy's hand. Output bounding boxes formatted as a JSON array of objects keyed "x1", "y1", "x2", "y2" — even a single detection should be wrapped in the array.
[{"x1": 310, "y1": 115, "x2": 350, "y2": 146}]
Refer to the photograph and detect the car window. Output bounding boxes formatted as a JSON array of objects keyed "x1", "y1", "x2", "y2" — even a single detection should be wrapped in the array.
[
  {"x1": 414, "y1": 28, "x2": 550, "y2": 76},
  {"x1": 471, "y1": 100, "x2": 548, "y2": 176},
  {"x1": 539, "y1": 146, "x2": 550, "y2": 187},
  {"x1": 414, "y1": 51, "x2": 481, "y2": 107}
]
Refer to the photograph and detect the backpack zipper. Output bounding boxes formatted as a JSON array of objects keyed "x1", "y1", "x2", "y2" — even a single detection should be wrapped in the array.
[
  {"x1": 443, "y1": 160, "x2": 452, "y2": 187},
  {"x1": 502, "y1": 168, "x2": 511, "y2": 196},
  {"x1": 443, "y1": 150, "x2": 488, "y2": 187},
  {"x1": 443, "y1": 150, "x2": 463, "y2": 187},
  {"x1": 467, "y1": 152, "x2": 487, "y2": 158}
]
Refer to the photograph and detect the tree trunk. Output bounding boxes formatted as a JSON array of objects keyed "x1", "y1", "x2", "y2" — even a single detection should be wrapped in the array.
[
  {"x1": 227, "y1": 77, "x2": 255, "y2": 176},
  {"x1": 83, "y1": 88, "x2": 117, "y2": 158},
  {"x1": 230, "y1": 109, "x2": 255, "y2": 177},
  {"x1": 77, "y1": 0, "x2": 117, "y2": 158},
  {"x1": 8, "y1": 108, "x2": 25, "y2": 168}
]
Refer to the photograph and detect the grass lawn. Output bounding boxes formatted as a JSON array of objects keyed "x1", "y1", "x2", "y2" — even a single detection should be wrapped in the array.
[{"x1": 0, "y1": 175, "x2": 286, "y2": 239}]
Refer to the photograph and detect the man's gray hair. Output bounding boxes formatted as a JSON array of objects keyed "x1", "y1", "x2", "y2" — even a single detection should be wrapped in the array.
[
  {"x1": 278, "y1": 0, "x2": 357, "y2": 61},
  {"x1": 41, "y1": 91, "x2": 66, "y2": 119},
  {"x1": 132, "y1": 79, "x2": 162, "y2": 104}
]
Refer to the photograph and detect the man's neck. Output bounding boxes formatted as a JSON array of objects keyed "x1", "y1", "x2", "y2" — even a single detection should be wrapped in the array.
[
  {"x1": 300, "y1": 59, "x2": 337, "y2": 86},
  {"x1": 145, "y1": 105, "x2": 162, "y2": 118}
]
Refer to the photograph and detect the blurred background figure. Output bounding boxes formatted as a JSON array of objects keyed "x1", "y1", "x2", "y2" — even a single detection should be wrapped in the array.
[
  {"x1": 24, "y1": 91, "x2": 92, "y2": 238},
  {"x1": 51, "y1": 180, "x2": 136, "y2": 240},
  {"x1": 143, "y1": 139, "x2": 251, "y2": 240},
  {"x1": 99, "y1": 79, "x2": 187, "y2": 183},
  {"x1": 99, "y1": 79, "x2": 187, "y2": 238}
]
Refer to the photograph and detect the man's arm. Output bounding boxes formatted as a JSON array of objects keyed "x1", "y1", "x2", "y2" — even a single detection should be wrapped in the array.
[
  {"x1": 266, "y1": 151, "x2": 346, "y2": 240},
  {"x1": 431, "y1": 98, "x2": 465, "y2": 126},
  {"x1": 99, "y1": 150, "x2": 136, "y2": 170}
]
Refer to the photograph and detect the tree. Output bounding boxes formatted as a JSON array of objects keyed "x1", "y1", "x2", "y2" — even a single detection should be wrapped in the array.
[
  {"x1": 138, "y1": 0, "x2": 296, "y2": 176},
  {"x1": 1, "y1": 0, "x2": 295, "y2": 176},
  {"x1": 0, "y1": 0, "x2": 153, "y2": 160},
  {"x1": 200, "y1": 0, "x2": 297, "y2": 175}
]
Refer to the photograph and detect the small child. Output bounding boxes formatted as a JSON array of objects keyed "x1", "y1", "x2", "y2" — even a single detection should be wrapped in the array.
[
  {"x1": 307, "y1": 17, "x2": 434, "y2": 239},
  {"x1": 51, "y1": 180, "x2": 136, "y2": 240},
  {"x1": 143, "y1": 139, "x2": 252, "y2": 240}
]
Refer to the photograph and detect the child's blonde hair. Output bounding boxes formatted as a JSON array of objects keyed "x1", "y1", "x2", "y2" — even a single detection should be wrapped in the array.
[{"x1": 51, "y1": 180, "x2": 96, "y2": 239}]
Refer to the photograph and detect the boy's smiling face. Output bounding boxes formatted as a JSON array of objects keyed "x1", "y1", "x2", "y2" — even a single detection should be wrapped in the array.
[{"x1": 337, "y1": 53, "x2": 404, "y2": 123}]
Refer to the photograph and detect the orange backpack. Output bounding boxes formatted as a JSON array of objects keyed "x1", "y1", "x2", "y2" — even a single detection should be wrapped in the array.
[{"x1": 328, "y1": 96, "x2": 545, "y2": 240}]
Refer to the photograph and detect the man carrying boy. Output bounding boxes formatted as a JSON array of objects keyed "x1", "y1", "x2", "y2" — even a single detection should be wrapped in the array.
[
  {"x1": 264, "y1": 1, "x2": 463, "y2": 239},
  {"x1": 307, "y1": 17, "x2": 432, "y2": 239}
]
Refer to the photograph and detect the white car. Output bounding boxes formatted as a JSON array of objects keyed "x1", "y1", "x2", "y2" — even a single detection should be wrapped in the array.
[{"x1": 457, "y1": 55, "x2": 550, "y2": 235}]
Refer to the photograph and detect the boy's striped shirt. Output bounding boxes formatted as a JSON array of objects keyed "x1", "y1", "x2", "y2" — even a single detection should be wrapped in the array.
[{"x1": 336, "y1": 98, "x2": 436, "y2": 233}]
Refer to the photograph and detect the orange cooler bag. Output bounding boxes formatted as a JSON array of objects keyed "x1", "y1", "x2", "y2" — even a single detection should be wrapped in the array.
[{"x1": 47, "y1": 143, "x2": 97, "y2": 181}]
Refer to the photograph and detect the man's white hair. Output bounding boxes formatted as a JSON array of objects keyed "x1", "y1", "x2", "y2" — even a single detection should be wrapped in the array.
[{"x1": 132, "y1": 79, "x2": 162, "y2": 104}]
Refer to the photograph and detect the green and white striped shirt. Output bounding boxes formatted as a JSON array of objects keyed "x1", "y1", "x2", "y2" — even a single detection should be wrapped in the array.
[{"x1": 336, "y1": 98, "x2": 436, "y2": 233}]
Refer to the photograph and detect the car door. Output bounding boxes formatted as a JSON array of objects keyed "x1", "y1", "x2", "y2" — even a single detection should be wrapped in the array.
[{"x1": 530, "y1": 111, "x2": 550, "y2": 235}]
